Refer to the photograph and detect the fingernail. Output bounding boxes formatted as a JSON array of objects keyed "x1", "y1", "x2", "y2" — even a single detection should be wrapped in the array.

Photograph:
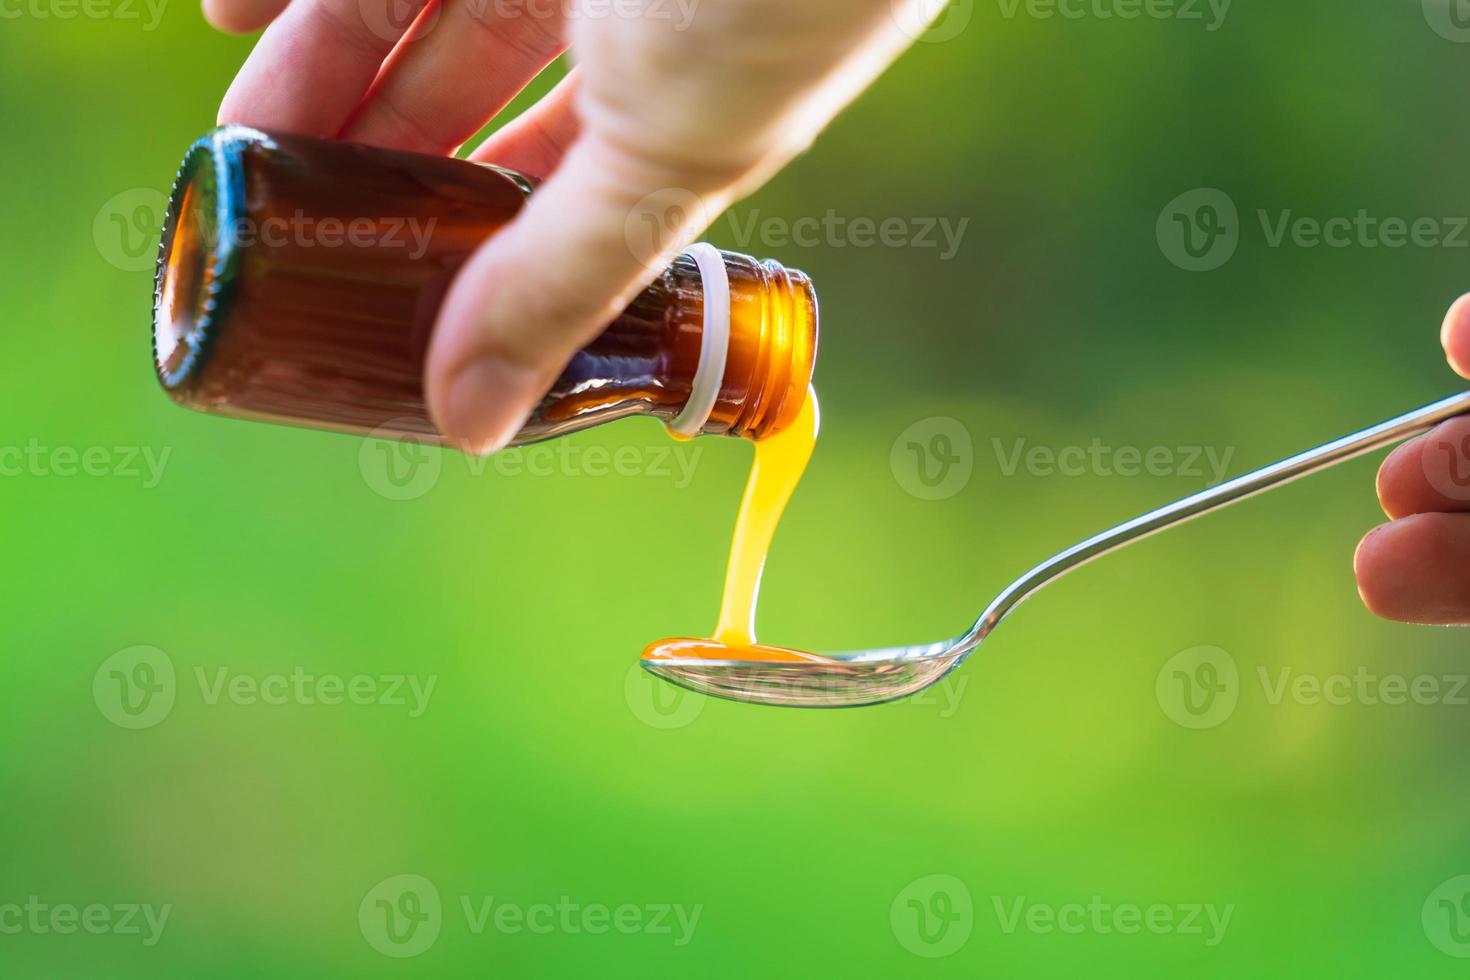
[{"x1": 442, "y1": 357, "x2": 542, "y2": 456}]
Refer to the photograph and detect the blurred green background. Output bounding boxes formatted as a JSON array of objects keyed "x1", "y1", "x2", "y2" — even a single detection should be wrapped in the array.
[{"x1": 5, "y1": 0, "x2": 1470, "y2": 975}]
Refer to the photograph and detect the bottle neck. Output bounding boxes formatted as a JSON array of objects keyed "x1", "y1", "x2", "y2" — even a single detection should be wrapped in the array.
[
  {"x1": 706, "y1": 251, "x2": 819, "y2": 441},
  {"x1": 522, "y1": 247, "x2": 817, "y2": 445}
]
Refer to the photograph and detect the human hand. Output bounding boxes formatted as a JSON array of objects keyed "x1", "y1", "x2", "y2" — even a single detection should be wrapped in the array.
[
  {"x1": 207, "y1": 0, "x2": 942, "y2": 452},
  {"x1": 1354, "y1": 296, "x2": 1470, "y2": 625}
]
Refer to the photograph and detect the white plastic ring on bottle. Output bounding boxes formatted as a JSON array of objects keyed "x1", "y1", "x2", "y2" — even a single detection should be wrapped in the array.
[{"x1": 667, "y1": 242, "x2": 731, "y2": 438}]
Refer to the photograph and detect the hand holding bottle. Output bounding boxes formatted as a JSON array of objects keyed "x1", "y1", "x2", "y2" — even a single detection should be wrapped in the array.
[
  {"x1": 1355, "y1": 296, "x2": 1470, "y2": 625},
  {"x1": 206, "y1": 0, "x2": 939, "y2": 453}
]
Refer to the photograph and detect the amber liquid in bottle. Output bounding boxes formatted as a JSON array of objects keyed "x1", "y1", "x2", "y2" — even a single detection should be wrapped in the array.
[{"x1": 154, "y1": 127, "x2": 817, "y2": 446}]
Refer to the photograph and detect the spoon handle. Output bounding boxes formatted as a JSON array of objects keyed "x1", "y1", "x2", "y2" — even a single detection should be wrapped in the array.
[{"x1": 965, "y1": 390, "x2": 1470, "y2": 646}]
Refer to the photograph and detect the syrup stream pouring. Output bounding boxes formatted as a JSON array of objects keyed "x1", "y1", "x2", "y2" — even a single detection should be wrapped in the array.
[{"x1": 641, "y1": 391, "x2": 1470, "y2": 708}]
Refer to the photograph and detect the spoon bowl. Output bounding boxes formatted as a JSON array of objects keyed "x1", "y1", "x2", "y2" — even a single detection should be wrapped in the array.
[
  {"x1": 642, "y1": 391, "x2": 1470, "y2": 708},
  {"x1": 642, "y1": 640, "x2": 970, "y2": 708}
]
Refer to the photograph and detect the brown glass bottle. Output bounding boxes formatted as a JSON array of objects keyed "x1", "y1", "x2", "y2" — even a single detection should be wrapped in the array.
[{"x1": 153, "y1": 127, "x2": 818, "y2": 446}]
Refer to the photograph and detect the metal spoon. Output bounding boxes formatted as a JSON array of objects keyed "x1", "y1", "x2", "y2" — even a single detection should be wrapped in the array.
[{"x1": 641, "y1": 391, "x2": 1470, "y2": 708}]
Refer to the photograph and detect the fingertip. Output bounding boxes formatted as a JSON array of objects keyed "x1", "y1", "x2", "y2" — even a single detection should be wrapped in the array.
[
  {"x1": 200, "y1": 0, "x2": 230, "y2": 31},
  {"x1": 432, "y1": 356, "x2": 546, "y2": 458},
  {"x1": 201, "y1": 0, "x2": 277, "y2": 33},
  {"x1": 1354, "y1": 518, "x2": 1434, "y2": 622},
  {"x1": 1375, "y1": 434, "x2": 1427, "y2": 520},
  {"x1": 1354, "y1": 513, "x2": 1470, "y2": 625},
  {"x1": 1375, "y1": 417, "x2": 1470, "y2": 522},
  {"x1": 216, "y1": 84, "x2": 255, "y2": 129},
  {"x1": 1441, "y1": 293, "x2": 1470, "y2": 379}
]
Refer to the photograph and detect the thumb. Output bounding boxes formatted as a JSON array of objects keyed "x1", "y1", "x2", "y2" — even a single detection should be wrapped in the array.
[
  {"x1": 427, "y1": 136, "x2": 735, "y2": 455},
  {"x1": 1443, "y1": 293, "x2": 1470, "y2": 381}
]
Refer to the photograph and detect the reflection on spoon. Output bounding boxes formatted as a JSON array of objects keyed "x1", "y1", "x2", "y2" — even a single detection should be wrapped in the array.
[{"x1": 642, "y1": 640, "x2": 963, "y2": 708}]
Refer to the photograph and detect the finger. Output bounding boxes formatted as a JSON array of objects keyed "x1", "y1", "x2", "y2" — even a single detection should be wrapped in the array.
[
  {"x1": 1355, "y1": 512, "x2": 1470, "y2": 626},
  {"x1": 217, "y1": 0, "x2": 431, "y2": 136},
  {"x1": 426, "y1": 136, "x2": 733, "y2": 454},
  {"x1": 1376, "y1": 418, "x2": 1470, "y2": 519},
  {"x1": 466, "y1": 73, "x2": 580, "y2": 179},
  {"x1": 1443, "y1": 293, "x2": 1470, "y2": 379},
  {"x1": 339, "y1": 0, "x2": 566, "y2": 155},
  {"x1": 203, "y1": 0, "x2": 291, "y2": 33}
]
